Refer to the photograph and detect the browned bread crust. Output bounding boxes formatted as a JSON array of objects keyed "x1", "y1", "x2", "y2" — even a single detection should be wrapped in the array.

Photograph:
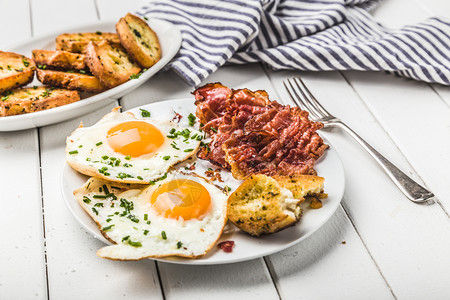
[
  {"x1": 36, "y1": 68, "x2": 106, "y2": 93},
  {"x1": 0, "y1": 86, "x2": 80, "y2": 117},
  {"x1": 116, "y1": 13, "x2": 161, "y2": 68},
  {"x1": 55, "y1": 32, "x2": 121, "y2": 53},
  {"x1": 0, "y1": 52, "x2": 35, "y2": 94},
  {"x1": 32, "y1": 49, "x2": 87, "y2": 71},
  {"x1": 84, "y1": 41, "x2": 141, "y2": 88}
]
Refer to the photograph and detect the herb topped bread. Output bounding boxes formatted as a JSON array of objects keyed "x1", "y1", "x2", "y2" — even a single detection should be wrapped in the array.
[
  {"x1": 227, "y1": 174, "x2": 325, "y2": 236},
  {"x1": 32, "y1": 49, "x2": 87, "y2": 71},
  {"x1": 84, "y1": 41, "x2": 141, "y2": 88},
  {"x1": 55, "y1": 32, "x2": 121, "y2": 53},
  {"x1": 116, "y1": 13, "x2": 161, "y2": 68},
  {"x1": 36, "y1": 68, "x2": 106, "y2": 93},
  {"x1": 0, "y1": 52, "x2": 35, "y2": 94},
  {"x1": 0, "y1": 86, "x2": 80, "y2": 117}
]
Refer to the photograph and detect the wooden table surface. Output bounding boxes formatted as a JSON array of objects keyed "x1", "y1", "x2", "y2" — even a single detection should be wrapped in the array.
[{"x1": 1, "y1": 0, "x2": 449, "y2": 299}]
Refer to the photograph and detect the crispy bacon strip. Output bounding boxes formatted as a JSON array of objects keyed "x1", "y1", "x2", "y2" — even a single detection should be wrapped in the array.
[{"x1": 193, "y1": 83, "x2": 328, "y2": 178}]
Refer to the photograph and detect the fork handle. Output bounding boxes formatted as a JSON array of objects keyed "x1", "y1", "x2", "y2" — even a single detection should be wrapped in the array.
[{"x1": 333, "y1": 121, "x2": 435, "y2": 204}]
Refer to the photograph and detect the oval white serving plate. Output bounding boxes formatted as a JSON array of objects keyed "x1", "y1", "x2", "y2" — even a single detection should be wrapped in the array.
[
  {"x1": 61, "y1": 98, "x2": 345, "y2": 265},
  {"x1": 1, "y1": 18, "x2": 181, "y2": 131}
]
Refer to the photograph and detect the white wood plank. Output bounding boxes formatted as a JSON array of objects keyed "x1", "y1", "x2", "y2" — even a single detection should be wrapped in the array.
[
  {"x1": 0, "y1": 0, "x2": 31, "y2": 48},
  {"x1": 266, "y1": 69, "x2": 450, "y2": 299},
  {"x1": 0, "y1": 130, "x2": 47, "y2": 299},
  {"x1": 159, "y1": 260, "x2": 279, "y2": 300},
  {"x1": 95, "y1": 0, "x2": 142, "y2": 20},
  {"x1": 39, "y1": 102, "x2": 162, "y2": 299},
  {"x1": 0, "y1": 1, "x2": 47, "y2": 298},
  {"x1": 266, "y1": 208, "x2": 394, "y2": 300},
  {"x1": 30, "y1": 0, "x2": 98, "y2": 36}
]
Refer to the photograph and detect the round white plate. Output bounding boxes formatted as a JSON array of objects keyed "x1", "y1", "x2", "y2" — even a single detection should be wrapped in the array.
[
  {"x1": 1, "y1": 19, "x2": 181, "y2": 131},
  {"x1": 61, "y1": 98, "x2": 345, "y2": 265}
]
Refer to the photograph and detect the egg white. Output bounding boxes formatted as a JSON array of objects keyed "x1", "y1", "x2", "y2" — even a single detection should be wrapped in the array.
[
  {"x1": 74, "y1": 172, "x2": 228, "y2": 260},
  {"x1": 66, "y1": 108, "x2": 203, "y2": 184}
]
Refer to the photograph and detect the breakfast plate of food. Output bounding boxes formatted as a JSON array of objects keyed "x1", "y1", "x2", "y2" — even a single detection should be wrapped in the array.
[
  {"x1": 61, "y1": 83, "x2": 345, "y2": 265},
  {"x1": 0, "y1": 14, "x2": 181, "y2": 131}
]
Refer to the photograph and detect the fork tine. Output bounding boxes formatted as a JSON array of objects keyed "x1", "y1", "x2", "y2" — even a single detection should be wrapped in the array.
[
  {"x1": 283, "y1": 81, "x2": 304, "y2": 108},
  {"x1": 284, "y1": 78, "x2": 321, "y2": 119},
  {"x1": 293, "y1": 77, "x2": 332, "y2": 117}
]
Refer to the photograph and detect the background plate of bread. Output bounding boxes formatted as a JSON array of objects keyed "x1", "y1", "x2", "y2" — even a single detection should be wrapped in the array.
[{"x1": 0, "y1": 14, "x2": 181, "y2": 131}]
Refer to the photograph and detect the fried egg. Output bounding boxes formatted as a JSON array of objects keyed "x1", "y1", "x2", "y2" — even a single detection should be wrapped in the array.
[
  {"x1": 66, "y1": 108, "x2": 203, "y2": 184},
  {"x1": 74, "y1": 172, "x2": 228, "y2": 260}
]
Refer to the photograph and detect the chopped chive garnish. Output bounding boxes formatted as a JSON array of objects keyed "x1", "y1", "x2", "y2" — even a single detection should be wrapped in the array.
[
  {"x1": 68, "y1": 150, "x2": 78, "y2": 155},
  {"x1": 188, "y1": 113, "x2": 196, "y2": 126},
  {"x1": 143, "y1": 230, "x2": 149, "y2": 235},
  {"x1": 92, "y1": 207, "x2": 99, "y2": 215},
  {"x1": 96, "y1": 142, "x2": 103, "y2": 146},
  {"x1": 102, "y1": 155, "x2": 109, "y2": 160},
  {"x1": 161, "y1": 231, "x2": 167, "y2": 240},
  {"x1": 127, "y1": 215, "x2": 139, "y2": 223},
  {"x1": 140, "y1": 109, "x2": 151, "y2": 117},
  {"x1": 224, "y1": 186, "x2": 232, "y2": 192},
  {"x1": 102, "y1": 184, "x2": 109, "y2": 195},
  {"x1": 196, "y1": 135, "x2": 203, "y2": 141},
  {"x1": 78, "y1": 145, "x2": 83, "y2": 148},
  {"x1": 93, "y1": 195, "x2": 108, "y2": 199},
  {"x1": 143, "y1": 16, "x2": 149, "y2": 20},
  {"x1": 143, "y1": 168, "x2": 149, "y2": 170},
  {"x1": 147, "y1": 221, "x2": 151, "y2": 225},
  {"x1": 210, "y1": 127, "x2": 218, "y2": 133},
  {"x1": 102, "y1": 224, "x2": 114, "y2": 231},
  {"x1": 162, "y1": 156, "x2": 170, "y2": 160},
  {"x1": 106, "y1": 218, "x2": 112, "y2": 222},
  {"x1": 190, "y1": 133, "x2": 198, "y2": 139},
  {"x1": 169, "y1": 128, "x2": 176, "y2": 134},
  {"x1": 83, "y1": 196, "x2": 91, "y2": 203},
  {"x1": 86, "y1": 158, "x2": 91, "y2": 161},
  {"x1": 184, "y1": 149, "x2": 194, "y2": 152},
  {"x1": 137, "y1": 176, "x2": 143, "y2": 180},
  {"x1": 123, "y1": 163, "x2": 132, "y2": 167},
  {"x1": 128, "y1": 240, "x2": 142, "y2": 247},
  {"x1": 122, "y1": 235, "x2": 130, "y2": 242},
  {"x1": 125, "y1": 155, "x2": 131, "y2": 160},
  {"x1": 177, "y1": 241, "x2": 183, "y2": 249},
  {"x1": 144, "y1": 214, "x2": 148, "y2": 221},
  {"x1": 94, "y1": 203, "x2": 104, "y2": 207}
]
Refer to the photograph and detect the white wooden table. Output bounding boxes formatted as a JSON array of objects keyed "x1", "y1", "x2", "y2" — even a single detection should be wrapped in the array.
[{"x1": 1, "y1": 0, "x2": 449, "y2": 299}]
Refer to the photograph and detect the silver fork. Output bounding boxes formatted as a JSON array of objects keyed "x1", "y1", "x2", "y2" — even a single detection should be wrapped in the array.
[{"x1": 284, "y1": 77, "x2": 435, "y2": 204}]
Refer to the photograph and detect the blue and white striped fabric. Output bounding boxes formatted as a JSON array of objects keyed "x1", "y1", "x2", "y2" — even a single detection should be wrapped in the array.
[{"x1": 137, "y1": 0, "x2": 450, "y2": 86}]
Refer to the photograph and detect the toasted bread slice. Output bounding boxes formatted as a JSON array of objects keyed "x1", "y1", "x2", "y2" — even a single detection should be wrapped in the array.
[
  {"x1": 116, "y1": 13, "x2": 161, "y2": 68},
  {"x1": 0, "y1": 86, "x2": 80, "y2": 117},
  {"x1": 0, "y1": 52, "x2": 35, "y2": 93},
  {"x1": 228, "y1": 174, "x2": 302, "y2": 236},
  {"x1": 32, "y1": 49, "x2": 87, "y2": 71},
  {"x1": 85, "y1": 41, "x2": 141, "y2": 88},
  {"x1": 36, "y1": 68, "x2": 106, "y2": 93},
  {"x1": 228, "y1": 174, "x2": 326, "y2": 236},
  {"x1": 55, "y1": 32, "x2": 121, "y2": 53}
]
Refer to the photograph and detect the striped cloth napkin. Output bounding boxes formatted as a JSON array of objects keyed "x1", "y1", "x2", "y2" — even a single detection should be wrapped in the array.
[{"x1": 137, "y1": 0, "x2": 450, "y2": 86}]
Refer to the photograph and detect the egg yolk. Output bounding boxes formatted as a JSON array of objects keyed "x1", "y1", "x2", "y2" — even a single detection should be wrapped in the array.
[
  {"x1": 106, "y1": 121, "x2": 164, "y2": 157},
  {"x1": 150, "y1": 179, "x2": 212, "y2": 220}
]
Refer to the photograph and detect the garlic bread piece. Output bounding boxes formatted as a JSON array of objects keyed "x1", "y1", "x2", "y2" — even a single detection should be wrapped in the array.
[
  {"x1": 85, "y1": 41, "x2": 141, "y2": 88},
  {"x1": 32, "y1": 49, "x2": 87, "y2": 71},
  {"x1": 0, "y1": 86, "x2": 80, "y2": 117},
  {"x1": 0, "y1": 52, "x2": 35, "y2": 93},
  {"x1": 116, "y1": 13, "x2": 161, "y2": 68},
  {"x1": 56, "y1": 32, "x2": 121, "y2": 53},
  {"x1": 228, "y1": 174, "x2": 302, "y2": 236},
  {"x1": 36, "y1": 68, "x2": 106, "y2": 93}
]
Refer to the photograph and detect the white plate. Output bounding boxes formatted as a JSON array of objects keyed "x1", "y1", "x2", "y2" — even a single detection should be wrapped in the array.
[
  {"x1": 61, "y1": 98, "x2": 345, "y2": 265},
  {"x1": 1, "y1": 19, "x2": 181, "y2": 131}
]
